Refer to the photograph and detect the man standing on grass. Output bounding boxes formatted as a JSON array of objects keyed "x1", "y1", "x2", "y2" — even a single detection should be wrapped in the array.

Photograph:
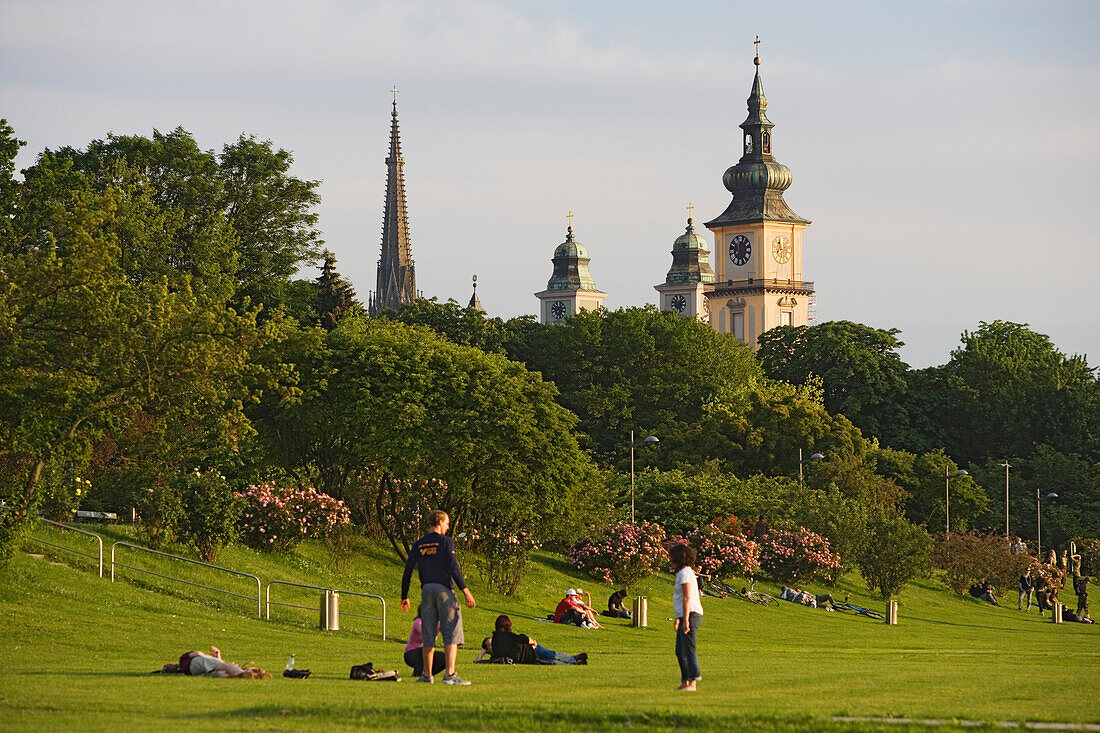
[{"x1": 400, "y1": 509, "x2": 476, "y2": 685}]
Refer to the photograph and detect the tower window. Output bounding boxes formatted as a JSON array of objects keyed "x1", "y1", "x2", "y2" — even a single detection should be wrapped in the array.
[
  {"x1": 781, "y1": 310, "x2": 793, "y2": 326},
  {"x1": 744, "y1": 134, "x2": 753, "y2": 154},
  {"x1": 732, "y1": 311, "x2": 745, "y2": 341},
  {"x1": 762, "y1": 132, "x2": 771, "y2": 153}
]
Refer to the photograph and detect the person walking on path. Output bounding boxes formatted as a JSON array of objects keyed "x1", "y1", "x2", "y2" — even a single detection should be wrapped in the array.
[
  {"x1": 400, "y1": 510, "x2": 476, "y2": 685},
  {"x1": 669, "y1": 542, "x2": 703, "y2": 692},
  {"x1": 1018, "y1": 568, "x2": 1034, "y2": 611}
]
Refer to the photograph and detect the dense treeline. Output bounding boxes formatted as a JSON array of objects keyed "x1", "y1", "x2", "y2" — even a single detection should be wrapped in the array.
[{"x1": 2, "y1": 121, "x2": 1095, "y2": 597}]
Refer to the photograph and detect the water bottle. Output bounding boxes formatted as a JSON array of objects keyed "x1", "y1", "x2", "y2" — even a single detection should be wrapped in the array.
[{"x1": 286, "y1": 654, "x2": 295, "y2": 671}]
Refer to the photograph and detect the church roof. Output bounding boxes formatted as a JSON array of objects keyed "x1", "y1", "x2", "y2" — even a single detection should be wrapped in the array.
[
  {"x1": 545, "y1": 226, "x2": 601, "y2": 292},
  {"x1": 371, "y1": 92, "x2": 418, "y2": 314},
  {"x1": 705, "y1": 45, "x2": 810, "y2": 229},
  {"x1": 663, "y1": 218, "x2": 715, "y2": 285}
]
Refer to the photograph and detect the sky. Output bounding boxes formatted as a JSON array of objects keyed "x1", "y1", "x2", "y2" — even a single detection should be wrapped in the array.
[{"x1": 2, "y1": 0, "x2": 1098, "y2": 368}]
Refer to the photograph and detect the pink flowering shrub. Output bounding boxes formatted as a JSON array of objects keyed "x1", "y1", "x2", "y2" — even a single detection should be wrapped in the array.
[
  {"x1": 675, "y1": 519, "x2": 761, "y2": 579},
  {"x1": 758, "y1": 526, "x2": 842, "y2": 584},
  {"x1": 237, "y1": 484, "x2": 350, "y2": 552},
  {"x1": 568, "y1": 521, "x2": 667, "y2": 589}
]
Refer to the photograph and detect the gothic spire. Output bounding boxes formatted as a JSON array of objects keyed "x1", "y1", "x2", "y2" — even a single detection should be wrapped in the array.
[
  {"x1": 371, "y1": 89, "x2": 417, "y2": 314},
  {"x1": 468, "y1": 275, "x2": 484, "y2": 312}
]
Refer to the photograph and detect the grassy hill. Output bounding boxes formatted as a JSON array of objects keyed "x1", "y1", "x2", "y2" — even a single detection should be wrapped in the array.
[{"x1": 3, "y1": 522, "x2": 1099, "y2": 731}]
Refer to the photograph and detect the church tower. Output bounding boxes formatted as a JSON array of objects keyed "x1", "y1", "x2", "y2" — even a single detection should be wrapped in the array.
[
  {"x1": 655, "y1": 207, "x2": 715, "y2": 321},
  {"x1": 369, "y1": 92, "x2": 418, "y2": 315},
  {"x1": 534, "y1": 217, "x2": 607, "y2": 324},
  {"x1": 704, "y1": 41, "x2": 813, "y2": 348}
]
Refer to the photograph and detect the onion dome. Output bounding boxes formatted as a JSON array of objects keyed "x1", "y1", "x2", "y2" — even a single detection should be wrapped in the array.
[
  {"x1": 664, "y1": 218, "x2": 715, "y2": 285},
  {"x1": 706, "y1": 43, "x2": 810, "y2": 228},
  {"x1": 546, "y1": 225, "x2": 601, "y2": 292}
]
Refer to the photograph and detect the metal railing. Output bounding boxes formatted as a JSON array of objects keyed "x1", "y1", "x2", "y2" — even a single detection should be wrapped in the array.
[
  {"x1": 111, "y1": 541, "x2": 262, "y2": 618},
  {"x1": 266, "y1": 580, "x2": 386, "y2": 639},
  {"x1": 29, "y1": 518, "x2": 104, "y2": 577}
]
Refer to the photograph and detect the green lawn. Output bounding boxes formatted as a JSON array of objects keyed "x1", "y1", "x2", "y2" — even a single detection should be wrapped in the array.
[{"x1": 3, "y1": 523, "x2": 1099, "y2": 731}]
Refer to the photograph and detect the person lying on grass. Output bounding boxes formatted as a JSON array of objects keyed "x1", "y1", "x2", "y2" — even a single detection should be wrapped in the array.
[
  {"x1": 474, "y1": 615, "x2": 588, "y2": 665},
  {"x1": 178, "y1": 646, "x2": 271, "y2": 678},
  {"x1": 780, "y1": 587, "x2": 816, "y2": 608}
]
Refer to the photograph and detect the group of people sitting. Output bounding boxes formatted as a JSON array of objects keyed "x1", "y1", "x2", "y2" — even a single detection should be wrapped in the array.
[
  {"x1": 552, "y1": 587, "x2": 636, "y2": 627},
  {"x1": 779, "y1": 587, "x2": 837, "y2": 610}
]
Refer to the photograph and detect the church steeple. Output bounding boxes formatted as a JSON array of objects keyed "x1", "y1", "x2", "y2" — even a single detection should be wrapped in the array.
[
  {"x1": 705, "y1": 40, "x2": 809, "y2": 228},
  {"x1": 370, "y1": 88, "x2": 418, "y2": 315},
  {"x1": 534, "y1": 214, "x2": 607, "y2": 323},
  {"x1": 467, "y1": 275, "x2": 484, "y2": 312}
]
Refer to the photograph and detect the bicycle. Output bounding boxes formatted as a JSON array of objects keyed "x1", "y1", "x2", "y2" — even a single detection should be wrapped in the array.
[
  {"x1": 698, "y1": 573, "x2": 728, "y2": 599},
  {"x1": 737, "y1": 579, "x2": 779, "y2": 607},
  {"x1": 832, "y1": 594, "x2": 885, "y2": 620}
]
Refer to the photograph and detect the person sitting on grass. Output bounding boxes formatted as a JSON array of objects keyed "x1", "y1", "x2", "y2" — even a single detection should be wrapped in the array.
[
  {"x1": 573, "y1": 587, "x2": 602, "y2": 627},
  {"x1": 603, "y1": 589, "x2": 633, "y2": 619},
  {"x1": 403, "y1": 612, "x2": 446, "y2": 680},
  {"x1": 178, "y1": 646, "x2": 270, "y2": 678},
  {"x1": 475, "y1": 615, "x2": 588, "y2": 665},
  {"x1": 968, "y1": 580, "x2": 1000, "y2": 606},
  {"x1": 554, "y1": 589, "x2": 599, "y2": 628}
]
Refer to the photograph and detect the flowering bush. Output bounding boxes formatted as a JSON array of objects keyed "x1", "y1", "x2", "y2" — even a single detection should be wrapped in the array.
[
  {"x1": 237, "y1": 484, "x2": 350, "y2": 552},
  {"x1": 569, "y1": 521, "x2": 667, "y2": 588},
  {"x1": 758, "y1": 526, "x2": 842, "y2": 584},
  {"x1": 673, "y1": 518, "x2": 760, "y2": 579},
  {"x1": 468, "y1": 518, "x2": 541, "y2": 596}
]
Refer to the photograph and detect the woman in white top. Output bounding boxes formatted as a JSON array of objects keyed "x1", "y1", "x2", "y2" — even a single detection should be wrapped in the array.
[{"x1": 669, "y1": 542, "x2": 703, "y2": 691}]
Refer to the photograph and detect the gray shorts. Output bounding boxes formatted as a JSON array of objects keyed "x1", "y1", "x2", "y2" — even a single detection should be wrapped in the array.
[
  {"x1": 420, "y1": 583, "x2": 464, "y2": 647},
  {"x1": 189, "y1": 653, "x2": 222, "y2": 676}
]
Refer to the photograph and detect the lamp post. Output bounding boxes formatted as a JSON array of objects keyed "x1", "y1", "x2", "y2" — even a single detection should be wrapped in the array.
[
  {"x1": 945, "y1": 467, "x2": 968, "y2": 535},
  {"x1": 798, "y1": 449, "x2": 824, "y2": 490},
  {"x1": 997, "y1": 460, "x2": 1011, "y2": 538},
  {"x1": 629, "y1": 430, "x2": 659, "y2": 524},
  {"x1": 1037, "y1": 490, "x2": 1059, "y2": 556}
]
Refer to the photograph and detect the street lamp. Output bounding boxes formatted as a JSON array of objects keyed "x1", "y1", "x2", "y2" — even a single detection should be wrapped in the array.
[
  {"x1": 997, "y1": 460, "x2": 1011, "y2": 538},
  {"x1": 629, "y1": 430, "x2": 659, "y2": 524},
  {"x1": 1037, "y1": 490, "x2": 1059, "y2": 556},
  {"x1": 945, "y1": 467, "x2": 968, "y2": 535},
  {"x1": 798, "y1": 449, "x2": 824, "y2": 490}
]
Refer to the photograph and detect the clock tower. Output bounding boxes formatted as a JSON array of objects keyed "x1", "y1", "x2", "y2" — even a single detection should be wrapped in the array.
[
  {"x1": 655, "y1": 209, "x2": 715, "y2": 321},
  {"x1": 534, "y1": 219, "x2": 607, "y2": 324},
  {"x1": 704, "y1": 41, "x2": 813, "y2": 348}
]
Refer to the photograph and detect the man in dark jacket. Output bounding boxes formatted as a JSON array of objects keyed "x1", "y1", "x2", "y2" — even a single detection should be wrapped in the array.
[
  {"x1": 1018, "y1": 568, "x2": 1034, "y2": 611},
  {"x1": 400, "y1": 510, "x2": 476, "y2": 685}
]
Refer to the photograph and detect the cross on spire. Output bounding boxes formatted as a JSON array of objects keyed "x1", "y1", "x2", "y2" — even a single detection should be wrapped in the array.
[
  {"x1": 566, "y1": 210, "x2": 574, "y2": 231},
  {"x1": 686, "y1": 202, "x2": 694, "y2": 220},
  {"x1": 391, "y1": 85, "x2": 399, "y2": 110},
  {"x1": 754, "y1": 36, "x2": 761, "y2": 65}
]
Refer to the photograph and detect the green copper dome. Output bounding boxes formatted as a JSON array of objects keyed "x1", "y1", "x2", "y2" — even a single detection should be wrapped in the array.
[
  {"x1": 665, "y1": 218, "x2": 715, "y2": 284},
  {"x1": 546, "y1": 226, "x2": 600, "y2": 292}
]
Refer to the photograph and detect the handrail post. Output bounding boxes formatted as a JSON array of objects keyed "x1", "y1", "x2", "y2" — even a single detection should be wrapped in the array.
[{"x1": 110, "y1": 543, "x2": 116, "y2": 582}]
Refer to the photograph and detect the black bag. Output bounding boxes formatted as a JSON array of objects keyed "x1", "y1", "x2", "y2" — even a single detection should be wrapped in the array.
[
  {"x1": 350, "y1": 662, "x2": 400, "y2": 681},
  {"x1": 283, "y1": 668, "x2": 311, "y2": 678}
]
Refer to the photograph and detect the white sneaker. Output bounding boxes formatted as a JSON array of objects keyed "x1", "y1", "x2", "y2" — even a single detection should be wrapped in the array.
[{"x1": 442, "y1": 673, "x2": 471, "y2": 686}]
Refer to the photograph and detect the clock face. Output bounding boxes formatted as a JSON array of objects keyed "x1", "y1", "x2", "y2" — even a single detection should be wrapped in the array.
[
  {"x1": 729, "y1": 235, "x2": 751, "y2": 266},
  {"x1": 670, "y1": 294, "x2": 687, "y2": 313},
  {"x1": 702, "y1": 297, "x2": 710, "y2": 315},
  {"x1": 772, "y1": 235, "x2": 792, "y2": 264},
  {"x1": 551, "y1": 301, "x2": 567, "y2": 320}
]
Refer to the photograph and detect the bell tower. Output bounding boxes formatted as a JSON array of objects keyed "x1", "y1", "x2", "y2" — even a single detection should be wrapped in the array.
[
  {"x1": 655, "y1": 204, "x2": 715, "y2": 321},
  {"x1": 534, "y1": 214, "x2": 607, "y2": 324},
  {"x1": 704, "y1": 40, "x2": 813, "y2": 348}
]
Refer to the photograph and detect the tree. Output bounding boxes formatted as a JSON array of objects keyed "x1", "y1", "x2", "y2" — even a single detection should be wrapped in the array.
[
  {"x1": 393, "y1": 297, "x2": 511, "y2": 354},
  {"x1": 254, "y1": 316, "x2": 601, "y2": 560},
  {"x1": 313, "y1": 249, "x2": 359, "y2": 330},
  {"x1": 0, "y1": 119, "x2": 25, "y2": 249},
  {"x1": 756, "y1": 321, "x2": 911, "y2": 444},
  {"x1": 507, "y1": 306, "x2": 761, "y2": 464},
  {"x1": 0, "y1": 180, "x2": 259, "y2": 559},
  {"x1": 855, "y1": 511, "x2": 932, "y2": 600},
  {"x1": 904, "y1": 451, "x2": 988, "y2": 533}
]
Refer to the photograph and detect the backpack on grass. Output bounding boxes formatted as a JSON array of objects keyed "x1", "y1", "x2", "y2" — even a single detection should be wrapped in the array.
[{"x1": 350, "y1": 662, "x2": 400, "y2": 681}]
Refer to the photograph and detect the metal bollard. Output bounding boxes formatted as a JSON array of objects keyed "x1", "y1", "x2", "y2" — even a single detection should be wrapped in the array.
[
  {"x1": 886, "y1": 599, "x2": 898, "y2": 625},
  {"x1": 632, "y1": 596, "x2": 648, "y2": 628},
  {"x1": 1052, "y1": 603, "x2": 1063, "y2": 624},
  {"x1": 320, "y1": 589, "x2": 340, "y2": 630}
]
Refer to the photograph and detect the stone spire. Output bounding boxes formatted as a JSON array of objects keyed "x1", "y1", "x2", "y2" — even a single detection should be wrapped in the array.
[
  {"x1": 705, "y1": 41, "x2": 810, "y2": 228},
  {"x1": 370, "y1": 90, "x2": 417, "y2": 314}
]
